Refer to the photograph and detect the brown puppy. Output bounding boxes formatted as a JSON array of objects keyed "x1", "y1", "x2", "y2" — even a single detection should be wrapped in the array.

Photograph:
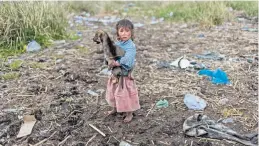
[{"x1": 93, "y1": 30, "x2": 125, "y2": 83}]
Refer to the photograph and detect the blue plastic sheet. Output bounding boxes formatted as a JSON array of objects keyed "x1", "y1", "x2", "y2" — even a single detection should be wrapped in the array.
[{"x1": 198, "y1": 68, "x2": 230, "y2": 84}]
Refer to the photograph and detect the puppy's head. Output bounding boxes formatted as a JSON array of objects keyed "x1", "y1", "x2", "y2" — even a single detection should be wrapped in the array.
[{"x1": 93, "y1": 30, "x2": 105, "y2": 44}]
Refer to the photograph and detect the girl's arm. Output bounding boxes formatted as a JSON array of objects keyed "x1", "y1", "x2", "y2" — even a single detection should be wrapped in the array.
[{"x1": 118, "y1": 46, "x2": 136, "y2": 70}]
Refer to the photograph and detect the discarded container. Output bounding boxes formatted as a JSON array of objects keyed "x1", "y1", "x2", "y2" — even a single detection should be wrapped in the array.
[
  {"x1": 198, "y1": 68, "x2": 230, "y2": 85},
  {"x1": 170, "y1": 56, "x2": 191, "y2": 69},
  {"x1": 184, "y1": 94, "x2": 207, "y2": 110},
  {"x1": 26, "y1": 40, "x2": 41, "y2": 52},
  {"x1": 156, "y1": 99, "x2": 169, "y2": 108}
]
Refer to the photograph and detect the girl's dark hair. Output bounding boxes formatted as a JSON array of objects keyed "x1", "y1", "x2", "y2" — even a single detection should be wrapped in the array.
[{"x1": 115, "y1": 19, "x2": 134, "y2": 41}]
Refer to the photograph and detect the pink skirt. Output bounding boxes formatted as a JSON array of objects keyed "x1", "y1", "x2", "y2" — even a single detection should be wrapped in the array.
[{"x1": 105, "y1": 75, "x2": 140, "y2": 112}]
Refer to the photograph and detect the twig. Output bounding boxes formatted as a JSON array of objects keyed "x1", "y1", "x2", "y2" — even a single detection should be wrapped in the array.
[
  {"x1": 16, "y1": 94, "x2": 35, "y2": 97},
  {"x1": 85, "y1": 134, "x2": 97, "y2": 146},
  {"x1": 55, "y1": 75, "x2": 63, "y2": 80},
  {"x1": 107, "y1": 126, "x2": 113, "y2": 133},
  {"x1": 146, "y1": 104, "x2": 155, "y2": 117},
  {"x1": 32, "y1": 131, "x2": 57, "y2": 146},
  {"x1": 89, "y1": 124, "x2": 106, "y2": 137},
  {"x1": 58, "y1": 135, "x2": 71, "y2": 146}
]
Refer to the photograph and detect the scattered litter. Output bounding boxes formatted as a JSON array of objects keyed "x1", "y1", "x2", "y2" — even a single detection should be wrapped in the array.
[
  {"x1": 183, "y1": 114, "x2": 258, "y2": 146},
  {"x1": 195, "y1": 51, "x2": 225, "y2": 61},
  {"x1": 170, "y1": 56, "x2": 191, "y2": 69},
  {"x1": 2, "y1": 108, "x2": 24, "y2": 113},
  {"x1": 134, "y1": 23, "x2": 144, "y2": 28},
  {"x1": 241, "y1": 26, "x2": 258, "y2": 32},
  {"x1": 77, "y1": 32, "x2": 82, "y2": 37},
  {"x1": 119, "y1": 141, "x2": 132, "y2": 146},
  {"x1": 157, "y1": 61, "x2": 171, "y2": 69},
  {"x1": 99, "y1": 68, "x2": 112, "y2": 76},
  {"x1": 96, "y1": 89, "x2": 105, "y2": 93},
  {"x1": 169, "y1": 12, "x2": 174, "y2": 17},
  {"x1": 17, "y1": 115, "x2": 37, "y2": 138},
  {"x1": 198, "y1": 34, "x2": 205, "y2": 38},
  {"x1": 156, "y1": 99, "x2": 168, "y2": 108},
  {"x1": 150, "y1": 17, "x2": 164, "y2": 24},
  {"x1": 198, "y1": 68, "x2": 230, "y2": 85},
  {"x1": 26, "y1": 40, "x2": 41, "y2": 52},
  {"x1": 219, "y1": 98, "x2": 229, "y2": 105},
  {"x1": 184, "y1": 94, "x2": 207, "y2": 110},
  {"x1": 190, "y1": 61, "x2": 207, "y2": 70},
  {"x1": 222, "y1": 117, "x2": 234, "y2": 124},
  {"x1": 87, "y1": 90, "x2": 99, "y2": 96},
  {"x1": 56, "y1": 59, "x2": 63, "y2": 64}
]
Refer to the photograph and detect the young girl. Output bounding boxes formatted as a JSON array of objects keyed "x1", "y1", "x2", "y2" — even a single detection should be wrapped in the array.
[{"x1": 105, "y1": 19, "x2": 140, "y2": 123}]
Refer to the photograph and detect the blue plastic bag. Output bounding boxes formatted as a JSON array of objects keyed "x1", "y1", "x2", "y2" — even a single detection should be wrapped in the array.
[{"x1": 198, "y1": 68, "x2": 230, "y2": 84}]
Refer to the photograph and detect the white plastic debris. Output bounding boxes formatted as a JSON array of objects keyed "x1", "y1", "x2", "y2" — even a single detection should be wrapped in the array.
[
  {"x1": 170, "y1": 56, "x2": 191, "y2": 69},
  {"x1": 184, "y1": 94, "x2": 207, "y2": 110},
  {"x1": 26, "y1": 40, "x2": 41, "y2": 52},
  {"x1": 87, "y1": 90, "x2": 99, "y2": 96}
]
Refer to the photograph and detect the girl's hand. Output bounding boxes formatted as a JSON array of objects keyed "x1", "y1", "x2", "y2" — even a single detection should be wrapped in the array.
[{"x1": 108, "y1": 59, "x2": 120, "y2": 68}]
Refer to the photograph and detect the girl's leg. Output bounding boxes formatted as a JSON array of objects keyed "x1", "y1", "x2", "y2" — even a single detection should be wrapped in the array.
[
  {"x1": 106, "y1": 107, "x2": 116, "y2": 115},
  {"x1": 124, "y1": 112, "x2": 133, "y2": 122}
]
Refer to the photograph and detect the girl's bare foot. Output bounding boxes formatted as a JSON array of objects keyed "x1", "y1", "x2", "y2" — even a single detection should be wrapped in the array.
[
  {"x1": 124, "y1": 112, "x2": 133, "y2": 123},
  {"x1": 105, "y1": 107, "x2": 116, "y2": 116}
]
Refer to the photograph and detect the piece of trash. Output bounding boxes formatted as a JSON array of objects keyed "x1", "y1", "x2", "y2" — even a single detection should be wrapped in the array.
[
  {"x1": 2, "y1": 108, "x2": 24, "y2": 113},
  {"x1": 241, "y1": 26, "x2": 258, "y2": 32},
  {"x1": 150, "y1": 17, "x2": 164, "y2": 24},
  {"x1": 119, "y1": 141, "x2": 132, "y2": 146},
  {"x1": 96, "y1": 89, "x2": 105, "y2": 93},
  {"x1": 99, "y1": 68, "x2": 111, "y2": 76},
  {"x1": 26, "y1": 40, "x2": 41, "y2": 52},
  {"x1": 169, "y1": 12, "x2": 174, "y2": 17},
  {"x1": 198, "y1": 34, "x2": 205, "y2": 38},
  {"x1": 87, "y1": 90, "x2": 99, "y2": 96},
  {"x1": 198, "y1": 68, "x2": 230, "y2": 85},
  {"x1": 247, "y1": 58, "x2": 254, "y2": 63},
  {"x1": 183, "y1": 114, "x2": 258, "y2": 146},
  {"x1": 157, "y1": 61, "x2": 171, "y2": 69},
  {"x1": 222, "y1": 118, "x2": 234, "y2": 124},
  {"x1": 195, "y1": 51, "x2": 225, "y2": 61},
  {"x1": 170, "y1": 56, "x2": 191, "y2": 69},
  {"x1": 17, "y1": 115, "x2": 37, "y2": 138},
  {"x1": 190, "y1": 61, "x2": 207, "y2": 70},
  {"x1": 156, "y1": 99, "x2": 168, "y2": 108},
  {"x1": 77, "y1": 32, "x2": 82, "y2": 37},
  {"x1": 134, "y1": 23, "x2": 144, "y2": 28},
  {"x1": 85, "y1": 13, "x2": 90, "y2": 17},
  {"x1": 219, "y1": 98, "x2": 229, "y2": 105},
  {"x1": 184, "y1": 94, "x2": 207, "y2": 110}
]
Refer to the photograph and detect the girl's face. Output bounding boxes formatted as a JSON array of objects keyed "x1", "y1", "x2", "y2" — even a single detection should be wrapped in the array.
[{"x1": 118, "y1": 27, "x2": 132, "y2": 41}]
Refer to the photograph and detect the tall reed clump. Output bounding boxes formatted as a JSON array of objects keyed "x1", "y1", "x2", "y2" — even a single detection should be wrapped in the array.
[{"x1": 0, "y1": 1, "x2": 69, "y2": 56}]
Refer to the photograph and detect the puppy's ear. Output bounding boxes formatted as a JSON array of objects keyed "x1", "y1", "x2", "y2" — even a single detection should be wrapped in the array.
[{"x1": 93, "y1": 31, "x2": 102, "y2": 44}]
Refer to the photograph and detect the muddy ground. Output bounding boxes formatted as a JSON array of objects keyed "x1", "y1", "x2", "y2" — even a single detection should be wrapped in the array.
[{"x1": 0, "y1": 12, "x2": 258, "y2": 146}]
